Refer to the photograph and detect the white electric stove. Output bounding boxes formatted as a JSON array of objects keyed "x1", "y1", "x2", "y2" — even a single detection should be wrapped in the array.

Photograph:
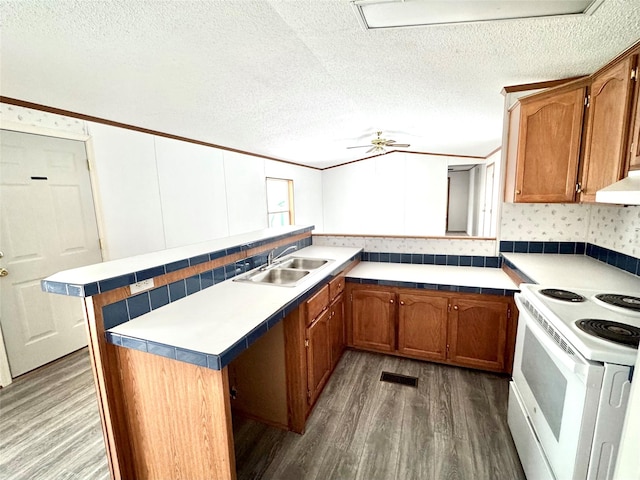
[{"x1": 509, "y1": 283, "x2": 639, "y2": 480}]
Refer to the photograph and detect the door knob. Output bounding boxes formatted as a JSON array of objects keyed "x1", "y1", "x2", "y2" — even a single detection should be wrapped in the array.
[
  {"x1": 0, "y1": 268, "x2": 8, "y2": 277},
  {"x1": 453, "y1": 305, "x2": 458, "y2": 310}
]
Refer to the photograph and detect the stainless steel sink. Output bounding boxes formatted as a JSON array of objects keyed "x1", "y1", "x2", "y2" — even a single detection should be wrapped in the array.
[
  {"x1": 235, "y1": 267, "x2": 310, "y2": 286},
  {"x1": 278, "y1": 257, "x2": 329, "y2": 270}
]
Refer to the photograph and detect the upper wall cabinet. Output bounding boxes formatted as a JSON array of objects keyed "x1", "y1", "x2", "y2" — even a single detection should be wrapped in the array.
[
  {"x1": 579, "y1": 56, "x2": 636, "y2": 202},
  {"x1": 506, "y1": 85, "x2": 586, "y2": 203},
  {"x1": 504, "y1": 45, "x2": 639, "y2": 204},
  {"x1": 626, "y1": 63, "x2": 640, "y2": 171}
]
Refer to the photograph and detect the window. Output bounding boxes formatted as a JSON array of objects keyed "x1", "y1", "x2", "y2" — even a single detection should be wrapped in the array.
[{"x1": 266, "y1": 177, "x2": 294, "y2": 227}]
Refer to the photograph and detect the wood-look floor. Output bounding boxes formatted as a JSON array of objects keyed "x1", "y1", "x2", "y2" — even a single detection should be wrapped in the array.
[
  {"x1": 0, "y1": 348, "x2": 109, "y2": 480},
  {"x1": 234, "y1": 349, "x2": 525, "y2": 480},
  {"x1": 0, "y1": 348, "x2": 525, "y2": 480}
]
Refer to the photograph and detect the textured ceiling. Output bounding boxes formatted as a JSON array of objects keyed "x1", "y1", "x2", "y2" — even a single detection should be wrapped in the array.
[{"x1": 1, "y1": 0, "x2": 639, "y2": 168}]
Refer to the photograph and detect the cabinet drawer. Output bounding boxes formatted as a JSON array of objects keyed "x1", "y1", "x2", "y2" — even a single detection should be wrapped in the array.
[
  {"x1": 329, "y1": 276, "x2": 345, "y2": 300},
  {"x1": 306, "y1": 284, "x2": 329, "y2": 325}
]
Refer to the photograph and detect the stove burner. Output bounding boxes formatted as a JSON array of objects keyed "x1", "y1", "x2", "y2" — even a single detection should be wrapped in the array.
[
  {"x1": 576, "y1": 319, "x2": 640, "y2": 348},
  {"x1": 595, "y1": 294, "x2": 640, "y2": 313},
  {"x1": 540, "y1": 289, "x2": 585, "y2": 302}
]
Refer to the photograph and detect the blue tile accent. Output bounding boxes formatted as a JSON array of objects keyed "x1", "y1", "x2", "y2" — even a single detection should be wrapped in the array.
[
  {"x1": 401, "y1": 253, "x2": 412, "y2": 264},
  {"x1": 424, "y1": 254, "x2": 435, "y2": 265},
  {"x1": 185, "y1": 275, "x2": 201, "y2": 295},
  {"x1": 417, "y1": 283, "x2": 438, "y2": 290},
  {"x1": 135, "y1": 266, "x2": 165, "y2": 282},
  {"x1": 626, "y1": 256, "x2": 639, "y2": 275},
  {"x1": 390, "y1": 253, "x2": 401, "y2": 264},
  {"x1": 147, "y1": 341, "x2": 176, "y2": 359},
  {"x1": 499, "y1": 241, "x2": 513, "y2": 253},
  {"x1": 226, "y1": 246, "x2": 241, "y2": 255},
  {"x1": 459, "y1": 256, "x2": 472, "y2": 266},
  {"x1": 209, "y1": 249, "x2": 227, "y2": 261},
  {"x1": 207, "y1": 355, "x2": 222, "y2": 370},
  {"x1": 84, "y1": 282, "x2": 99, "y2": 297},
  {"x1": 176, "y1": 348, "x2": 208, "y2": 367},
  {"x1": 459, "y1": 286, "x2": 481, "y2": 294},
  {"x1": 267, "y1": 310, "x2": 285, "y2": 329},
  {"x1": 103, "y1": 300, "x2": 129, "y2": 330},
  {"x1": 575, "y1": 242, "x2": 586, "y2": 255},
  {"x1": 220, "y1": 338, "x2": 248, "y2": 368},
  {"x1": 437, "y1": 284, "x2": 458, "y2": 292},
  {"x1": 481, "y1": 288, "x2": 508, "y2": 296},
  {"x1": 149, "y1": 285, "x2": 170, "y2": 310},
  {"x1": 446, "y1": 255, "x2": 458, "y2": 266},
  {"x1": 379, "y1": 253, "x2": 390, "y2": 263},
  {"x1": 472, "y1": 256, "x2": 485, "y2": 267},
  {"x1": 485, "y1": 257, "x2": 500, "y2": 268},
  {"x1": 514, "y1": 241, "x2": 528, "y2": 253},
  {"x1": 121, "y1": 336, "x2": 148, "y2": 352},
  {"x1": 168, "y1": 280, "x2": 186, "y2": 301},
  {"x1": 370, "y1": 252, "x2": 380, "y2": 262},
  {"x1": 543, "y1": 242, "x2": 559, "y2": 254},
  {"x1": 528, "y1": 242, "x2": 544, "y2": 254},
  {"x1": 165, "y1": 259, "x2": 189, "y2": 273},
  {"x1": 200, "y1": 270, "x2": 214, "y2": 289},
  {"x1": 189, "y1": 254, "x2": 210, "y2": 266},
  {"x1": 213, "y1": 267, "x2": 226, "y2": 284},
  {"x1": 411, "y1": 254, "x2": 423, "y2": 264},
  {"x1": 105, "y1": 331, "x2": 122, "y2": 346},
  {"x1": 559, "y1": 242, "x2": 575, "y2": 254},
  {"x1": 225, "y1": 263, "x2": 241, "y2": 279},
  {"x1": 435, "y1": 255, "x2": 446, "y2": 265},
  {"x1": 67, "y1": 284, "x2": 84, "y2": 297},
  {"x1": 99, "y1": 273, "x2": 135, "y2": 292},
  {"x1": 127, "y1": 293, "x2": 151, "y2": 319},
  {"x1": 247, "y1": 322, "x2": 268, "y2": 347}
]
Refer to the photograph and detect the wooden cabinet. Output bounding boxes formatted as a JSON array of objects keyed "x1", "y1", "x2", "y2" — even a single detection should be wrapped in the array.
[
  {"x1": 349, "y1": 285, "x2": 515, "y2": 374},
  {"x1": 507, "y1": 86, "x2": 586, "y2": 203},
  {"x1": 505, "y1": 45, "x2": 639, "y2": 204},
  {"x1": 352, "y1": 288, "x2": 396, "y2": 353},
  {"x1": 328, "y1": 293, "x2": 345, "y2": 369},
  {"x1": 579, "y1": 56, "x2": 636, "y2": 202},
  {"x1": 626, "y1": 63, "x2": 640, "y2": 171},
  {"x1": 397, "y1": 293, "x2": 448, "y2": 361},
  {"x1": 448, "y1": 297, "x2": 508, "y2": 372},
  {"x1": 306, "y1": 308, "x2": 331, "y2": 406}
]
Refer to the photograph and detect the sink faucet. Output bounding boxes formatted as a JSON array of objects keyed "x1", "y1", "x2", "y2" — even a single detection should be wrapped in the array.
[{"x1": 267, "y1": 245, "x2": 297, "y2": 267}]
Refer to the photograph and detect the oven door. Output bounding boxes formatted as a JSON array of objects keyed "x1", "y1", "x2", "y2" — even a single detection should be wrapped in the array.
[{"x1": 511, "y1": 294, "x2": 604, "y2": 480}]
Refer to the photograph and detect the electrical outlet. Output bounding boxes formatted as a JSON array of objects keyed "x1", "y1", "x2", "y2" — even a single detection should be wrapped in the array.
[{"x1": 130, "y1": 278, "x2": 154, "y2": 294}]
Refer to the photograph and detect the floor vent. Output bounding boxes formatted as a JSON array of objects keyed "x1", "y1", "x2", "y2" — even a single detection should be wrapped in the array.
[{"x1": 380, "y1": 371, "x2": 418, "y2": 387}]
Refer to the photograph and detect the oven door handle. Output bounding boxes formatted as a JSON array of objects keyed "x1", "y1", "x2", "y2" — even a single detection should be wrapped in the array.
[{"x1": 515, "y1": 296, "x2": 591, "y2": 379}]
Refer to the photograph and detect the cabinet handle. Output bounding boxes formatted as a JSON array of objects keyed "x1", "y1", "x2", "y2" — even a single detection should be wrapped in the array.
[
  {"x1": 453, "y1": 305, "x2": 459, "y2": 310},
  {"x1": 515, "y1": 189, "x2": 521, "y2": 195},
  {"x1": 390, "y1": 299, "x2": 394, "y2": 304},
  {"x1": 400, "y1": 301, "x2": 405, "y2": 305}
]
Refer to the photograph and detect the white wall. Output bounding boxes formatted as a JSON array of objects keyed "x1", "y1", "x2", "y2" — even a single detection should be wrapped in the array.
[
  {"x1": 86, "y1": 122, "x2": 323, "y2": 260},
  {"x1": 321, "y1": 152, "x2": 447, "y2": 236},
  {"x1": 447, "y1": 170, "x2": 470, "y2": 232}
]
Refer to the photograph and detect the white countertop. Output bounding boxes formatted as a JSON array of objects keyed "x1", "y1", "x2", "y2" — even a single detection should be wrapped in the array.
[
  {"x1": 502, "y1": 253, "x2": 640, "y2": 291},
  {"x1": 347, "y1": 262, "x2": 518, "y2": 290},
  {"x1": 108, "y1": 246, "x2": 360, "y2": 356},
  {"x1": 44, "y1": 225, "x2": 313, "y2": 286}
]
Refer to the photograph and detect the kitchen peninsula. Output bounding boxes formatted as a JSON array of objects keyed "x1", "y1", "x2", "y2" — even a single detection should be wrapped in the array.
[{"x1": 42, "y1": 225, "x2": 526, "y2": 480}]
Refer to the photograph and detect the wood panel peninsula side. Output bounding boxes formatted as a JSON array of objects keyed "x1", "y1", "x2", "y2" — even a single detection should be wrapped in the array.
[{"x1": 40, "y1": 226, "x2": 361, "y2": 480}]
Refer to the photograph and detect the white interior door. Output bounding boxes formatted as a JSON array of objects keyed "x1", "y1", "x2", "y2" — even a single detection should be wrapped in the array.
[{"x1": 0, "y1": 130, "x2": 102, "y2": 377}]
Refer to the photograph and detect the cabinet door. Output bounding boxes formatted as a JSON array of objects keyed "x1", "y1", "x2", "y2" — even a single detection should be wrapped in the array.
[
  {"x1": 351, "y1": 288, "x2": 396, "y2": 353},
  {"x1": 580, "y1": 56, "x2": 636, "y2": 202},
  {"x1": 329, "y1": 294, "x2": 345, "y2": 369},
  {"x1": 448, "y1": 297, "x2": 508, "y2": 372},
  {"x1": 306, "y1": 309, "x2": 331, "y2": 406},
  {"x1": 397, "y1": 293, "x2": 448, "y2": 361},
  {"x1": 626, "y1": 60, "x2": 640, "y2": 171},
  {"x1": 515, "y1": 87, "x2": 585, "y2": 202}
]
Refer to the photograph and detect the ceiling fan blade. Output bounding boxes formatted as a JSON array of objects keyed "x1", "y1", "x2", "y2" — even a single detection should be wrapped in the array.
[
  {"x1": 366, "y1": 146, "x2": 378, "y2": 154},
  {"x1": 346, "y1": 145, "x2": 372, "y2": 149},
  {"x1": 390, "y1": 144, "x2": 410, "y2": 147},
  {"x1": 385, "y1": 139, "x2": 396, "y2": 144}
]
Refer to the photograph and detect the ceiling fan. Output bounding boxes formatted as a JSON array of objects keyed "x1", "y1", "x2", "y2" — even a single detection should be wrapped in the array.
[{"x1": 347, "y1": 131, "x2": 410, "y2": 154}]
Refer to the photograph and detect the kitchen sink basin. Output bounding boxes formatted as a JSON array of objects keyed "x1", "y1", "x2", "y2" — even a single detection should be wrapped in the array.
[
  {"x1": 235, "y1": 267, "x2": 310, "y2": 286},
  {"x1": 277, "y1": 257, "x2": 329, "y2": 270}
]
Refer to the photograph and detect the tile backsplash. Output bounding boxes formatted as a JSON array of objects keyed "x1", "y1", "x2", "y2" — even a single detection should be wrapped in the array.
[
  {"x1": 313, "y1": 235, "x2": 497, "y2": 256},
  {"x1": 500, "y1": 203, "x2": 640, "y2": 259}
]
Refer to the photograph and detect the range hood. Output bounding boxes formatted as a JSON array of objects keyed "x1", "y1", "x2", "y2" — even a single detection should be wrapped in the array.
[{"x1": 595, "y1": 170, "x2": 640, "y2": 205}]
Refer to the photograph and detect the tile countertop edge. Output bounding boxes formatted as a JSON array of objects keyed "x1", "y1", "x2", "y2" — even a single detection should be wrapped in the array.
[
  {"x1": 501, "y1": 253, "x2": 640, "y2": 292},
  {"x1": 106, "y1": 246, "x2": 362, "y2": 370},
  {"x1": 41, "y1": 225, "x2": 315, "y2": 295}
]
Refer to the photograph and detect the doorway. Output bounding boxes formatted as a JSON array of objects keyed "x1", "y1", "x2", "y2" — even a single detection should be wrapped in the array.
[{"x1": 0, "y1": 130, "x2": 102, "y2": 378}]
